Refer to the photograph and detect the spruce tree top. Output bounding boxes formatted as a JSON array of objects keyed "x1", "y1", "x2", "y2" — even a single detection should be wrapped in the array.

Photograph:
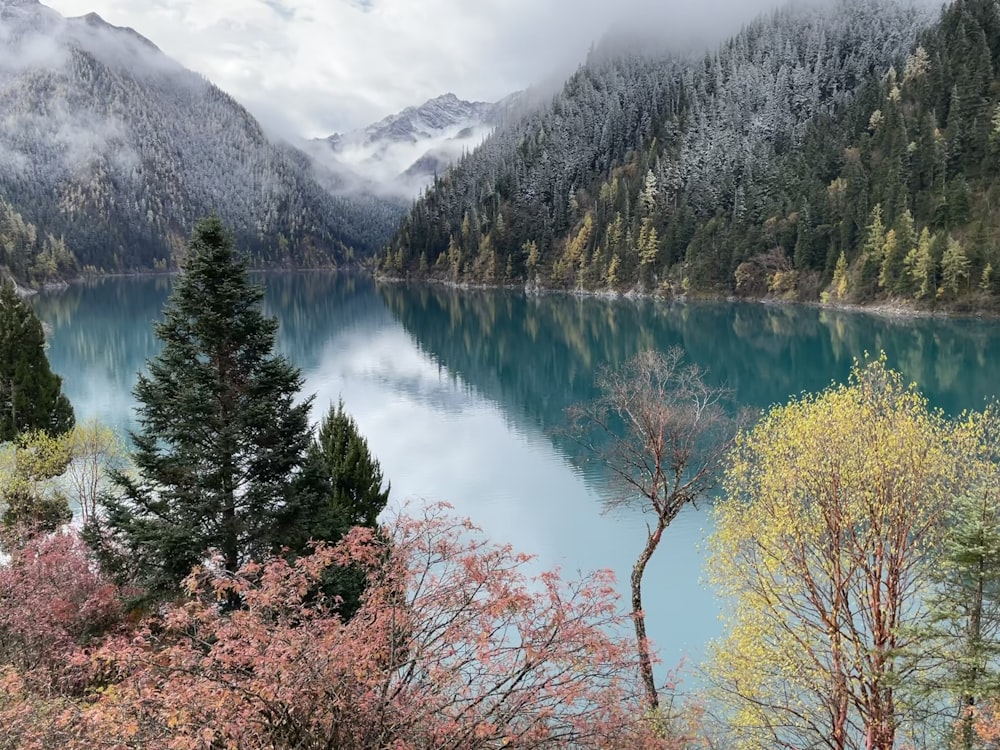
[
  {"x1": 309, "y1": 398, "x2": 390, "y2": 532},
  {"x1": 0, "y1": 279, "x2": 74, "y2": 442}
]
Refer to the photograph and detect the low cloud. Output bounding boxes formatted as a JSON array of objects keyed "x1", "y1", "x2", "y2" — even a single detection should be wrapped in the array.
[
  {"x1": 43, "y1": 0, "x2": 793, "y2": 137},
  {"x1": 0, "y1": 16, "x2": 67, "y2": 72},
  {"x1": 0, "y1": 9, "x2": 154, "y2": 177}
]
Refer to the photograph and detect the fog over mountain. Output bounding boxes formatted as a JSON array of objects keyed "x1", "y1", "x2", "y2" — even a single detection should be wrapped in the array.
[
  {"x1": 381, "y1": 0, "x2": 945, "y2": 298},
  {"x1": 0, "y1": 0, "x2": 402, "y2": 274},
  {"x1": 306, "y1": 92, "x2": 535, "y2": 199}
]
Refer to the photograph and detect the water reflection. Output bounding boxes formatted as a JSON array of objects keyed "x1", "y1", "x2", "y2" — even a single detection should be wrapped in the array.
[
  {"x1": 380, "y1": 285, "x2": 1000, "y2": 420},
  {"x1": 32, "y1": 277, "x2": 171, "y2": 436}
]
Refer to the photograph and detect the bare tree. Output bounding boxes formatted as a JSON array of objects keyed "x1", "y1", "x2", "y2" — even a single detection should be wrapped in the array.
[
  {"x1": 568, "y1": 348, "x2": 737, "y2": 712},
  {"x1": 61, "y1": 420, "x2": 128, "y2": 525}
]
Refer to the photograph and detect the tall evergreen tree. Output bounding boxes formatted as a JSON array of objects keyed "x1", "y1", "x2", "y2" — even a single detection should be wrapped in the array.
[
  {"x1": 0, "y1": 279, "x2": 74, "y2": 442},
  {"x1": 915, "y1": 489, "x2": 1000, "y2": 748},
  {"x1": 93, "y1": 217, "x2": 315, "y2": 601}
]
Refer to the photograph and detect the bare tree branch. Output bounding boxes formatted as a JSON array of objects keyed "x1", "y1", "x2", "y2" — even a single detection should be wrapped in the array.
[{"x1": 566, "y1": 347, "x2": 743, "y2": 713}]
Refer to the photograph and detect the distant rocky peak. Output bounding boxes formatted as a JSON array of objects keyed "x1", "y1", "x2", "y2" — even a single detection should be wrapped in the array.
[
  {"x1": 339, "y1": 92, "x2": 503, "y2": 147},
  {"x1": 400, "y1": 92, "x2": 498, "y2": 128}
]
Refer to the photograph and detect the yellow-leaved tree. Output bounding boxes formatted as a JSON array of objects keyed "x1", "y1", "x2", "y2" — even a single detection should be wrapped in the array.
[{"x1": 708, "y1": 358, "x2": 966, "y2": 750}]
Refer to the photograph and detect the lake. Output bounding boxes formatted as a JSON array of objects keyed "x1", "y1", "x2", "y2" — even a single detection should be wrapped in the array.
[{"x1": 29, "y1": 273, "x2": 1000, "y2": 692}]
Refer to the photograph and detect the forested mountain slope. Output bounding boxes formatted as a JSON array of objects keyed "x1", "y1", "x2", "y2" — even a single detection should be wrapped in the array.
[
  {"x1": 0, "y1": 0, "x2": 400, "y2": 276},
  {"x1": 380, "y1": 0, "x2": 1000, "y2": 310}
]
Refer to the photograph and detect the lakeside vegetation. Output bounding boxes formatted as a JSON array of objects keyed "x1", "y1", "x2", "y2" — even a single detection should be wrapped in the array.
[
  {"x1": 3, "y1": 220, "x2": 1000, "y2": 747},
  {"x1": 0, "y1": 197, "x2": 78, "y2": 290}
]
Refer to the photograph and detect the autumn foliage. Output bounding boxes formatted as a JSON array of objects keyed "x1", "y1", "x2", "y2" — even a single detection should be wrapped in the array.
[
  {"x1": 709, "y1": 359, "x2": 964, "y2": 749},
  {"x1": 0, "y1": 531, "x2": 122, "y2": 750},
  {"x1": 0, "y1": 506, "x2": 676, "y2": 749},
  {"x1": 0, "y1": 531, "x2": 120, "y2": 680}
]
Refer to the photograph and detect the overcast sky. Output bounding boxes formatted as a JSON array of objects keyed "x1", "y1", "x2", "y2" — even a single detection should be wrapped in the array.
[{"x1": 45, "y1": 0, "x2": 777, "y2": 138}]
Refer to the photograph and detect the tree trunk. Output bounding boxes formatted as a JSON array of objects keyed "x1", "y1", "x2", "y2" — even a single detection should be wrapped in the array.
[
  {"x1": 960, "y1": 549, "x2": 986, "y2": 750},
  {"x1": 632, "y1": 522, "x2": 665, "y2": 712},
  {"x1": 8, "y1": 378, "x2": 15, "y2": 434},
  {"x1": 222, "y1": 454, "x2": 240, "y2": 611}
]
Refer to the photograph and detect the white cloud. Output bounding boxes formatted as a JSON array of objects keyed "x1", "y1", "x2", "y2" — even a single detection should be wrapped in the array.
[{"x1": 44, "y1": 0, "x2": 775, "y2": 137}]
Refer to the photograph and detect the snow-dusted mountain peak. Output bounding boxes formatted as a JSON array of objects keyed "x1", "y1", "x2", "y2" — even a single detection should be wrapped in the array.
[
  {"x1": 310, "y1": 92, "x2": 517, "y2": 198},
  {"x1": 0, "y1": 0, "x2": 401, "y2": 268},
  {"x1": 368, "y1": 92, "x2": 496, "y2": 143},
  {"x1": 326, "y1": 93, "x2": 501, "y2": 149}
]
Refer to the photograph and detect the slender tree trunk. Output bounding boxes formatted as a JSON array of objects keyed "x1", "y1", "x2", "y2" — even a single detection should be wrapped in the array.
[
  {"x1": 223, "y1": 501, "x2": 238, "y2": 572},
  {"x1": 960, "y1": 550, "x2": 986, "y2": 750},
  {"x1": 222, "y1": 456, "x2": 240, "y2": 611},
  {"x1": 866, "y1": 536, "x2": 897, "y2": 750},
  {"x1": 218, "y1": 348, "x2": 241, "y2": 610},
  {"x1": 8, "y1": 378, "x2": 15, "y2": 435},
  {"x1": 865, "y1": 685, "x2": 896, "y2": 750},
  {"x1": 828, "y1": 543, "x2": 849, "y2": 750},
  {"x1": 632, "y1": 522, "x2": 665, "y2": 712}
]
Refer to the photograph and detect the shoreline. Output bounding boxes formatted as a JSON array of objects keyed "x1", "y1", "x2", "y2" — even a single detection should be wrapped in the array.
[
  {"x1": 29, "y1": 266, "x2": 1000, "y2": 323},
  {"x1": 375, "y1": 273, "x2": 998, "y2": 322},
  {"x1": 26, "y1": 265, "x2": 361, "y2": 292}
]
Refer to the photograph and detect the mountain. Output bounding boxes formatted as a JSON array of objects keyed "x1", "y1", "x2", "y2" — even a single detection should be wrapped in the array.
[
  {"x1": 0, "y1": 0, "x2": 401, "y2": 279},
  {"x1": 342, "y1": 93, "x2": 499, "y2": 145},
  {"x1": 381, "y1": 0, "x2": 1000, "y2": 310},
  {"x1": 308, "y1": 92, "x2": 521, "y2": 198}
]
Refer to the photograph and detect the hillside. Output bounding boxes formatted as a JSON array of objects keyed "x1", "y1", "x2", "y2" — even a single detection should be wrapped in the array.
[
  {"x1": 0, "y1": 0, "x2": 400, "y2": 277},
  {"x1": 0, "y1": 195, "x2": 76, "y2": 287},
  {"x1": 378, "y1": 0, "x2": 1000, "y2": 312}
]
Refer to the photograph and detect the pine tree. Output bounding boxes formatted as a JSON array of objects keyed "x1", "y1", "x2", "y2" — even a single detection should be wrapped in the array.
[
  {"x1": 305, "y1": 399, "x2": 389, "y2": 536},
  {"x1": 832, "y1": 251, "x2": 850, "y2": 299},
  {"x1": 639, "y1": 169, "x2": 659, "y2": 214},
  {"x1": 605, "y1": 253, "x2": 621, "y2": 288},
  {"x1": 921, "y1": 489, "x2": 1000, "y2": 748},
  {"x1": 911, "y1": 404, "x2": 1000, "y2": 749},
  {"x1": 878, "y1": 229, "x2": 900, "y2": 291},
  {"x1": 858, "y1": 204, "x2": 886, "y2": 298},
  {"x1": 890, "y1": 209, "x2": 918, "y2": 295},
  {"x1": 447, "y1": 235, "x2": 462, "y2": 281},
  {"x1": 941, "y1": 236, "x2": 971, "y2": 298},
  {"x1": 0, "y1": 280, "x2": 74, "y2": 442},
  {"x1": 793, "y1": 203, "x2": 819, "y2": 271},
  {"x1": 638, "y1": 218, "x2": 659, "y2": 290},
  {"x1": 523, "y1": 240, "x2": 540, "y2": 279},
  {"x1": 93, "y1": 217, "x2": 315, "y2": 601},
  {"x1": 288, "y1": 399, "x2": 390, "y2": 619},
  {"x1": 906, "y1": 228, "x2": 937, "y2": 300}
]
